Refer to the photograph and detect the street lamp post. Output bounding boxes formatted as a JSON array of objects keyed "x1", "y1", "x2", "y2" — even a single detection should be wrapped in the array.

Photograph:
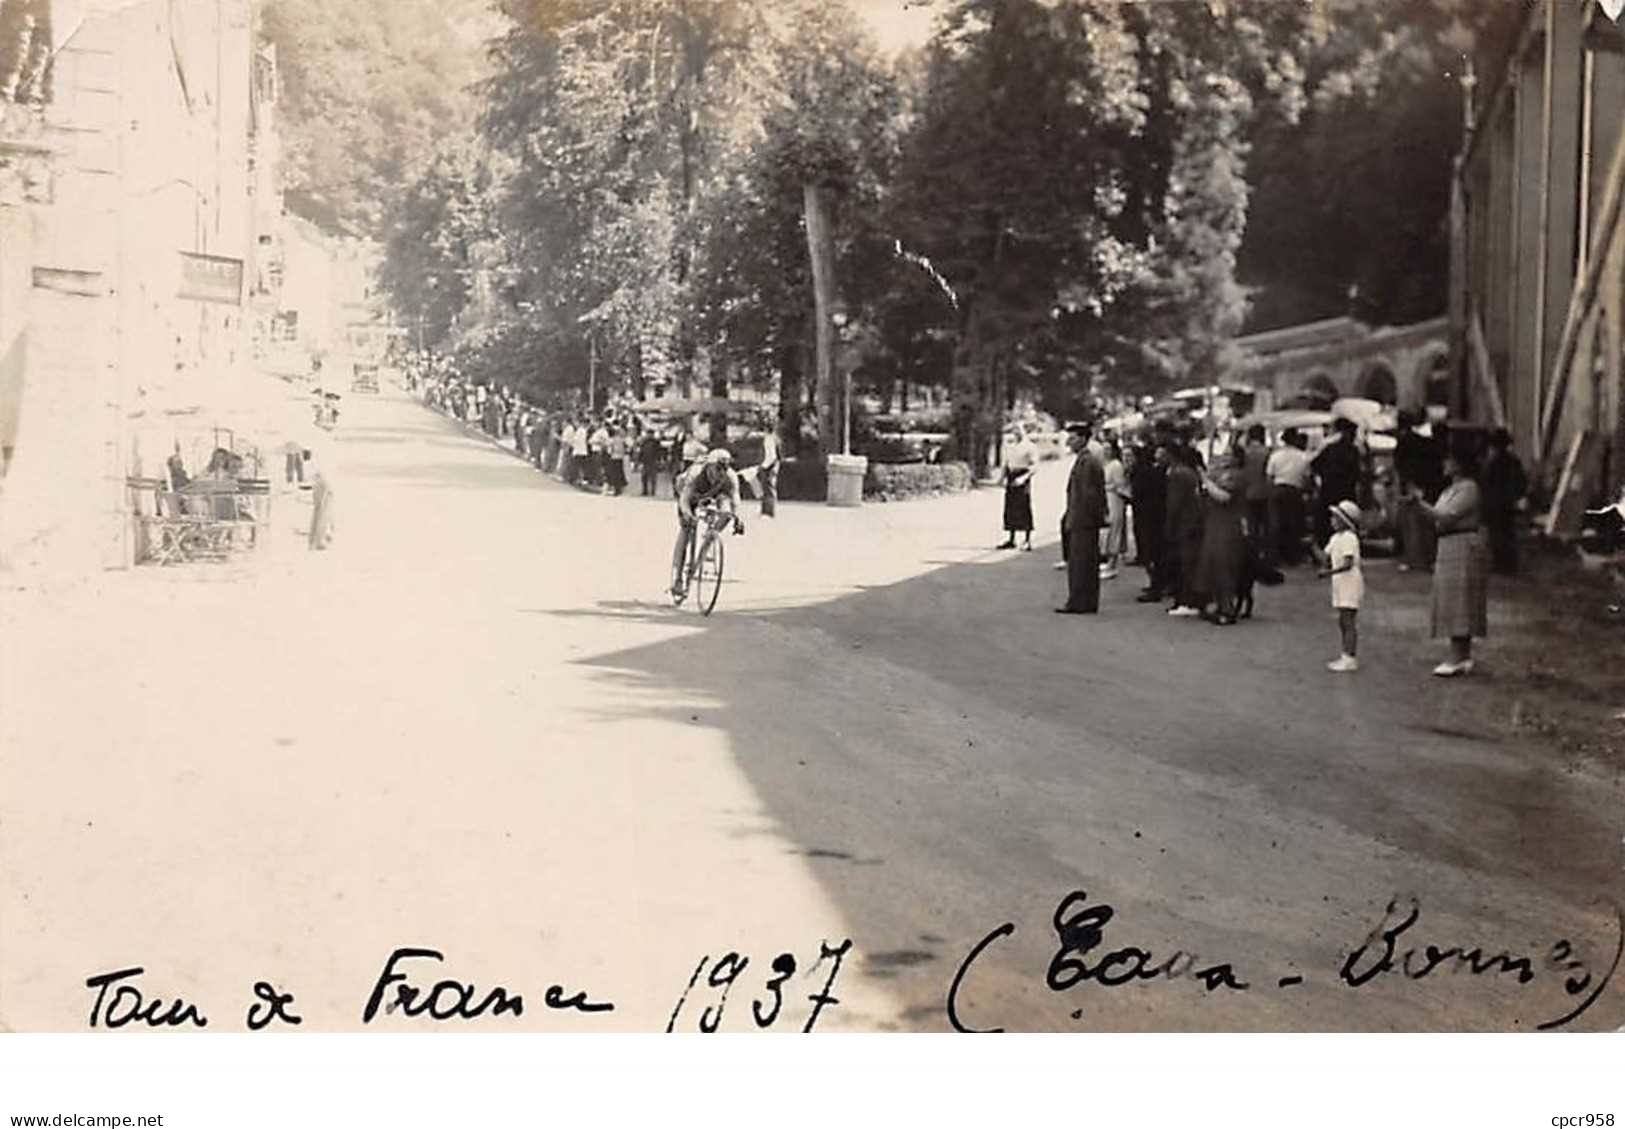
[{"x1": 833, "y1": 311, "x2": 851, "y2": 455}]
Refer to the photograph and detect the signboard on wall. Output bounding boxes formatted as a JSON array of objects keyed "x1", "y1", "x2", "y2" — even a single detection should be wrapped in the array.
[
  {"x1": 30, "y1": 267, "x2": 105, "y2": 297},
  {"x1": 177, "y1": 253, "x2": 244, "y2": 305}
]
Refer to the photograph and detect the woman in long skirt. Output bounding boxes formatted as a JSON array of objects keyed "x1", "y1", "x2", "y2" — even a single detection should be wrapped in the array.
[
  {"x1": 1193, "y1": 446, "x2": 1249, "y2": 624},
  {"x1": 998, "y1": 427, "x2": 1038, "y2": 551},
  {"x1": 1414, "y1": 444, "x2": 1488, "y2": 676},
  {"x1": 1163, "y1": 445, "x2": 1205, "y2": 614}
]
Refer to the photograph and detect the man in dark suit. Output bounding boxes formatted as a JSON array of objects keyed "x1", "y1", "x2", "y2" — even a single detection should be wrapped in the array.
[{"x1": 1057, "y1": 422, "x2": 1108, "y2": 614}]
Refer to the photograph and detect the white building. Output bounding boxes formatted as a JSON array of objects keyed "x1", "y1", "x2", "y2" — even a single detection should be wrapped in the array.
[{"x1": 0, "y1": 0, "x2": 269, "y2": 574}]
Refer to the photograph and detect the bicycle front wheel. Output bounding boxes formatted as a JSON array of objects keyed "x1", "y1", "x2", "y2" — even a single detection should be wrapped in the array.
[{"x1": 697, "y1": 532, "x2": 724, "y2": 615}]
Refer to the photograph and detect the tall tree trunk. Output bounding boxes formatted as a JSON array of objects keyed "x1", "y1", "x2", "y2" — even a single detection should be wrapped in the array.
[
  {"x1": 672, "y1": 10, "x2": 701, "y2": 402},
  {"x1": 777, "y1": 339, "x2": 801, "y2": 457},
  {"x1": 950, "y1": 316, "x2": 978, "y2": 466},
  {"x1": 708, "y1": 348, "x2": 728, "y2": 446},
  {"x1": 803, "y1": 181, "x2": 839, "y2": 457},
  {"x1": 800, "y1": 335, "x2": 815, "y2": 453},
  {"x1": 675, "y1": 327, "x2": 695, "y2": 400},
  {"x1": 991, "y1": 350, "x2": 1007, "y2": 471},
  {"x1": 630, "y1": 339, "x2": 646, "y2": 401},
  {"x1": 951, "y1": 298, "x2": 996, "y2": 478},
  {"x1": 896, "y1": 332, "x2": 912, "y2": 415}
]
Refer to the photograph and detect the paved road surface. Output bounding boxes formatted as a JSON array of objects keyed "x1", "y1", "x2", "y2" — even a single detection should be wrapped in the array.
[{"x1": 5, "y1": 388, "x2": 1623, "y2": 1032}]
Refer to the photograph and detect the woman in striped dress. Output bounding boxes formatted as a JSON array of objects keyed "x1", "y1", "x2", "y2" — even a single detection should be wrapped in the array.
[{"x1": 1413, "y1": 443, "x2": 1488, "y2": 676}]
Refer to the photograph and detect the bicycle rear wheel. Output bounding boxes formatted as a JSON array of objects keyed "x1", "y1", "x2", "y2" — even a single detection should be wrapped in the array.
[{"x1": 697, "y1": 532, "x2": 724, "y2": 615}]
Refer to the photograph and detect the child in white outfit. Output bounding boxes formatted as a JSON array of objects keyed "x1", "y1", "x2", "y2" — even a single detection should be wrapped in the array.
[{"x1": 1317, "y1": 500, "x2": 1363, "y2": 672}]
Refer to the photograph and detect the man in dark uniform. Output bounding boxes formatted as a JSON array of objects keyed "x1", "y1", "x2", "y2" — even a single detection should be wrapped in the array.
[{"x1": 1057, "y1": 422, "x2": 1108, "y2": 614}]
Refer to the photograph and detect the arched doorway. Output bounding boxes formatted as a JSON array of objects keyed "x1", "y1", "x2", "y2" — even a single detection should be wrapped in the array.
[
  {"x1": 1357, "y1": 363, "x2": 1398, "y2": 405},
  {"x1": 1297, "y1": 373, "x2": 1339, "y2": 406}
]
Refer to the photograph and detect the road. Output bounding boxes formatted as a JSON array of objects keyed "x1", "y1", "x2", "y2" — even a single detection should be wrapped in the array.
[{"x1": 4, "y1": 387, "x2": 1623, "y2": 1033}]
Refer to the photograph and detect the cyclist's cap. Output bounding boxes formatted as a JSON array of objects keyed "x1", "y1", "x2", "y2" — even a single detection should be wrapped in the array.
[{"x1": 706, "y1": 448, "x2": 733, "y2": 464}]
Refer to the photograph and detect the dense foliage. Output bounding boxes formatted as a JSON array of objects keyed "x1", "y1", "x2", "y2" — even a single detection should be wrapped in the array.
[
  {"x1": 1240, "y1": 0, "x2": 1525, "y2": 330},
  {"x1": 339, "y1": 0, "x2": 1522, "y2": 470},
  {"x1": 261, "y1": 0, "x2": 494, "y2": 235}
]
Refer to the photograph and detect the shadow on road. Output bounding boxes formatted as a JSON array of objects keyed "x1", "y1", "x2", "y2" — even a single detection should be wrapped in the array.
[{"x1": 538, "y1": 542, "x2": 1625, "y2": 1032}]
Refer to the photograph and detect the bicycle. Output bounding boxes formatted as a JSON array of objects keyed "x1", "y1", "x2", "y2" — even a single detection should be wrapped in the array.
[{"x1": 671, "y1": 501, "x2": 739, "y2": 615}]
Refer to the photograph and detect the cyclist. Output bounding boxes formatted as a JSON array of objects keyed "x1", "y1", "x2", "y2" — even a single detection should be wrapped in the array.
[{"x1": 671, "y1": 447, "x2": 744, "y2": 598}]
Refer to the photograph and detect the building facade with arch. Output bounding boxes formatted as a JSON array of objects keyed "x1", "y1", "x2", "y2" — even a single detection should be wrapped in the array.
[{"x1": 1231, "y1": 315, "x2": 1451, "y2": 411}]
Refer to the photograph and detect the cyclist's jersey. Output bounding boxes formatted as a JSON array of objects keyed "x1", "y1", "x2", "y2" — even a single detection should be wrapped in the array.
[{"x1": 678, "y1": 464, "x2": 739, "y2": 510}]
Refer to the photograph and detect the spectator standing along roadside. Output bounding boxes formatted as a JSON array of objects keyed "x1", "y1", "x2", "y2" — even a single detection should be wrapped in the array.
[
  {"x1": 1164, "y1": 443, "x2": 1205, "y2": 616},
  {"x1": 1394, "y1": 410, "x2": 1444, "y2": 573},
  {"x1": 998, "y1": 425, "x2": 1038, "y2": 551},
  {"x1": 1266, "y1": 428, "x2": 1312, "y2": 565},
  {"x1": 1413, "y1": 441, "x2": 1489, "y2": 677},
  {"x1": 1311, "y1": 418, "x2": 1361, "y2": 547},
  {"x1": 1132, "y1": 438, "x2": 1169, "y2": 600},
  {"x1": 1480, "y1": 428, "x2": 1528, "y2": 575},
  {"x1": 639, "y1": 429, "x2": 663, "y2": 497},
  {"x1": 605, "y1": 426, "x2": 629, "y2": 496},
  {"x1": 570, "y1": 419, "x2": 591, "y2": 485},
  {"x1": 1241, "y1": 424, "x2": 1271, "y2": 564},
  {"x1": 1099, "y1": 440, "x2": 1128, "y2": 579},
  {"x1": 1056, "y1": 423, "x2": 1107, "y2": 615},
  {"x1": 1316, "y1": 499, "x2": 1364, "y2": 673},
  {"x1": 759, "y1": 427, "x2": 781, "y2": 518}
]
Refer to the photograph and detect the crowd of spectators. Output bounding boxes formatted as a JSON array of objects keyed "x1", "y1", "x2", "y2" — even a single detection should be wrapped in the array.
[
  {"x1": 412, "y1": 358, "x2": 780, "y2": 512},
  {"x1": 1037, "y1": 415, "x2": 1528, "y2": 677}
]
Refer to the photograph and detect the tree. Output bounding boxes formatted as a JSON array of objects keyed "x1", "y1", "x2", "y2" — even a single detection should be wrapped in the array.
[
  {"x1": 482, "y1": 0, "x2": 779, "y2": 409},
  {"x1": 377, "y1": 140, "x2": 511, "y2": 351},
  {"x1": 1238, "y1": 0, "x2": 1525, "y2": 330},
  {"x1": 686, "y1": 1, "x2": 904, "y2": 453},
  {"x1": 889, "y1": 0, "x2": 1304, "y2": 468},
  {"x1": 261, "y1": 0, "x2": 493, "y2": 236}
]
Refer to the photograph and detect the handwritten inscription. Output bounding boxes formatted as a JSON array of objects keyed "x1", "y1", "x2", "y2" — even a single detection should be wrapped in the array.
[
  {"x1": 666, "y1": 939, "x2": 852, "y2": 1033},
  {"x1": 361, "y1": 947, "x2": 526, "y2": 1022},
  {"x1": 947, "y1": 890, "x2": 1623, "y2": 1033},
  {"x1": 246, "y1": 981, "x2": 302, "y2": 1030},
  {"x1": 361, "y1": 947, "x2": 602, "y2": 1023},
  {"x1": 85, "y1": 967, "x2": 208, "y2": 1029},
  {"x1": 1339, "y1": 898, "x2": 1622, "y2": 1031},
  {"x1": 84, "y1": 939, "x2": 844, "y2": 1032},
  {"x1": 948, "y1": 891, "x2": 1248, "y2": 1034},
  {"x1": 79, "y1": 893, "x2": 1621, "y2": 1031}
]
